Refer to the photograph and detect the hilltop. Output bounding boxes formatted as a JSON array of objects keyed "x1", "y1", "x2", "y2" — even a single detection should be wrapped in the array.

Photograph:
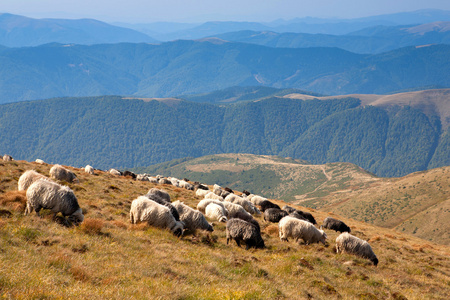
[
  {"x1": 0, "y1": 159, "x2": 449, "y2": 299},
  {"x1": 134, "y1": 153, "x2": 450, "y2": 245}
]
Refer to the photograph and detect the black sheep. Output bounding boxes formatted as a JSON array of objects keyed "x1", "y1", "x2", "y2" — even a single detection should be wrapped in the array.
[
  {"x1": 263, "y1": 208, "x2": 288, "y2": 223},
  {"x1": 226, "y1": 218, "x2": 265, "y2": 250},
  {"x1": 323, "y1": 217, "x2": 351, "y2": 233}
]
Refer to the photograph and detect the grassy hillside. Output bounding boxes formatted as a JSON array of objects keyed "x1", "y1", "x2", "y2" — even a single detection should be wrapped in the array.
[
  {"x1": 134, "y1": 153, "x2": 450, "y2": 245},
  {"x1": 0, "y1": 159, "x2": 449, "y2": 299}
]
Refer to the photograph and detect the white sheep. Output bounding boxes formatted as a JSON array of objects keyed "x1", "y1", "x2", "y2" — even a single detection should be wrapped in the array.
[
  {"x1": 225, "y1": 194, "x2": 260, "y2": 215},
  {"x1": 25, "y1": 179, "x2": 84, "y2": 224},
  {"x1": 50, "y1": 164, "x2": 79, "y2": 183},
  {"x1": 196, "y1": 188, "x2": 210, "y2": 198},
  {"x1": 205, "y1": 203, "x2": 228, "y2": 223},
  {"x1": 35, "y1": 159, "x2": 45, "y2": 164},
  {"x1": 85, "y1": 165, "x2": 94, "y2": 175},
  {"x1": 179, "y1": 180, "x2": 194, "y2": 191},
  {"x1": 146, "y1": 188, "x2": 171, "y2": 203},
  {"x1": 278, "y1": 216, "x2": 327, "y2": 245},
  {"x1": 109, "y1": 169, "x2": 122, "y2": 176},
  {"x1": 172, "y1": 200, "x2": 213, "y2": 233},
  {"x1": 130, "y1": 196, "x2": 184, "y2": 237},
  {"x1": 204, "y1": 191, "x2": 224, "y2": 201},
  {"x1": 335, "y1": 232, "x2": 379, "y2": 266},
  {"x1": 2, "y1": 154, "x2": 13, "y2": 161},
  {"x1": 248, "y1": 195, "x2": 267, "y2": 206},
  {"x1": 196, "y1": 198, "x2": 226, "y2": 213},
  {"x1": 222, "y1": 201, "x2": 251, "y2": 219},
  {"x1": 18, "y1": 170, "x2": 50, "y2": 191},
  {"x1": 169, "y1": 177, "x2": 180, "y2": 187},
  {"x1": 136, "y1": 174, "x2": 149, "y2": 181},
  {"x1": 148, "y1": 177, "x2": 158, "y2": 183}
]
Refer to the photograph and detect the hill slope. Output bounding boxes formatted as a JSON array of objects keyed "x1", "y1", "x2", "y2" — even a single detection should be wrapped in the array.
[
  {"x1": 1, "y1": 41, "x2": 450, "y2": 103},
  {"x1": 134, "y1": 153, "x2": 450, "y2": 245},
  {"x1": 0, "y1": 94, "x2": 448, "y2": 177},
  {"x1": 0, "y1": 159, "x2": 449, "y2": 299}
]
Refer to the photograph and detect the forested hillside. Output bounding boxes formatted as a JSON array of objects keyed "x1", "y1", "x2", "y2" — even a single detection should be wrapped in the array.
[
  {"x1": 0, "y1": 41, "x2": 450, "y2": 104},
  {"x1": 0, "y1": 95, "x2": 448, "y2": 177}
]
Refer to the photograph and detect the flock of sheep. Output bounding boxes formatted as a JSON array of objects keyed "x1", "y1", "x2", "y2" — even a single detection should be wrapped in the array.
[{"x1": 9, "y1": 155, "x2": 378, "y2": 267}]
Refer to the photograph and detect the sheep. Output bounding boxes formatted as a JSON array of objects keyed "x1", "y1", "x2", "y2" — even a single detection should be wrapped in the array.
[
  {"x1": 172, "y1": 200, "x2": 213, "y2": 233},
  {"x1": 226, "y1": 218, "x2": 265, "y2": 250},
  {"x1": 259, "y1": 200, "x2": 280, "y2": 212},
  {"x1": 136, "y1": 174, "x2": 149, "y2": 181},
  {"x1": 2, "y1": 154, "x2": 13, "y2": 161},
  {"x1": 222, "y1": 201, "x2": 248, "y2": 218},
  {"x1": 205, "y1": 203, "x2": 228, "y2": 223},
  {"x1": 144, "y1": 194, "x2": 180, "y2": 222},
  {"x1": 335, "y1": 232, "x2": 378, "y2": 266},
  {"x1": 242, "y1": 190, "x2": 251, "y2": 196},
  {"x1": 35, "y1": 159, "x2": 45, "y2": 164},
  {"x1": 169, "y1": 177, "x2": 180, "y2": 187},
  {"x1": 123, "y1": 171, "x2": 136, "y2": 179},
  {"x1": 158, "y1": 178, "x2": 171, "y2": 185},
  {"x1": 224, "y1": 187, "x2": 234, "y2": 194},
  {"x1": 196, "y1": 199, "x2": 226, "y2": 214},
  {"x1": 85, "y1": 165, "x2": 94, "y2": 175},
  {"x1": 18, "y1": 170, "x2": 50, "y2": 191},
  {"x1": 231, "y1": 210, "x2": 261, "y2": 233},
  {"x1": 146, "y1": 188, "x2": 171, "y2": 203},
  {"x1": 225, "y1": 194, "x2": 260, "y2": 215},
  {"x1": 148, "y1": 177, "x2": 158, "y2": 183},
  {"x1": 109, "y1": 169, "x2": 122, "y2": 176},
  {"x1": 278, "y1": 216, "x2": 327, "y2": 245},
  {"x1": 25, "y1": 179, "x2": 84, "y2": 224},
  {"x1": 130, "y1": 196, "x2": 183, "y2": 237},
  {"x1": 213, "y1": 184, "x2": 230, "y2": 198},
  {"x1": 323, "y1": 217, "x2": 351, "y2": 233},
  {"x1": 248, "y1": 195, "x2": 267, "y2": 206},
  {"x1": 194, "y1": 182, "x2": 209, "y2": 191},
  {"x1": 283, "y1": 205, "x2": 317, "y2": 224},
  {"x1": 49, "y1": 164, "x2": 79, "y2": 183},
  {"x1": 179, "y1": 180, "x2": 194, "y2": 191},
  {"x1": 264, "y1": 208, "x2": 288, "y2": 223},
  {"x1": 196, "y1": 188, "x2": 210, "y2": 198},
  {"x1": 204, "y1": 191, "x2": 223, "y2": 201},
  {"x1": 288, "y1": 211, "x2": 309, "y2": 222}
]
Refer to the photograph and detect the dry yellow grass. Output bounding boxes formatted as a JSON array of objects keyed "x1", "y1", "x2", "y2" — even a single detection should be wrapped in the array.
[{"x1": 0, "y1": 160, "x2": 449, "y2": 299}]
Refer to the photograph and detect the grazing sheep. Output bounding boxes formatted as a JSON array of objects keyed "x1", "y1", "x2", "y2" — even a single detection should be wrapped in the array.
[
  {"x1": 169, "y1": 177, "x2": 180, "y2": 187},
  {"x1": 50, "y1": 164, "x2": 79, "y2": 183},
  {"x1": 224, "y1": 187, "x2": 234, "y2": 194},
  {"x1": 226, "y1": 218, "x2": 265, "y2": 250},
  {"x1": 158, "y1": 178, "x2": 171, "y2": 185},
  {"x1": 172, "y1": 200, "x2": 213, "y2": 233},
  {"x1": 146, "y1": 188, "x2": 171, "y2": 203},
  {"x1": 231, "y1": 210, "x2": 261, "y2": 233},
  {"x1": 194, "y1": 182, "x2": 209, "y2": 191},
  {"x1": 18, "y1": 170, "x2": 50, "y2": 191},
  {"x1": 123, "y1": 171, "x2": 136, "y2": 179},
  {"x1": 283, "y1": 205, "x2": 317, "y2": 224},
  {"x1": 248, "y1": 195, "x2": 267, "y2": 206},
  {"x1": 213, "y1": 184, "x2": 230, "y2": 198},
  {"x1": 242, "y1": 190, "x2": 251, "y2": 196},
  {"x1": 130, "y1": 196, "x2": 183, "y2": 237},
  {"x1": 279, "y1": 216, "x2": 327, "y2": 245},
  {"x1": 264, "y1": 208, "x2": 288, "y2": 223},
  {"x1": 259, "y1": 200, "x2": 280, "y2": 212},
  {"x1": 148, "y1": 177, "x2": 158, "y2": 183},
  {"x1": 136, "y1": 174, "x2": 149, "y2": 181},
  {"x1": 109, "y1": 169, "x2": 122, "y2": 176},
  {"x1": 196, "y1": 188, "x2": 210, "y2": 198},
  {"x1": 222, "y1": 201, "x2": 248, "y2": 218},
  {"x1": 85, "y1": 165, "x2": 94, "y2": 175},
  {"x1": 25, "y1": 179, "x2": 84, "y2": 224},
  {"x1": 196, "y1": 199, "x2": 226, "y2": 213},
  {"x1": 336, "y1": 232, "x2": 378, "y2": 266},
  {"x1": 205, "y1": 203, "x2": 228, "y2": 223},
  {"x1": 288, "y1": 211, "x2": 308, "y2": 222},
  {"x1": 35, "y1": 159, "x2": 45, "y2": 164},
  {"x1": 204, "y1": 191, "x2": 224, "y2": 201},
  {"x1": 144, "y1": 194, "x2": 180, "y2": 222},
  {"x1": 323, "y1": 217, "x2": 351, "y2": 233},
  {"x1": 225, "y1": 194, "x2": 260, "y2": 215},
  {"x1": 179, "y1": 180, "x2": 194, "y2": 191},
  {"x1": 2, "y1": 154, "x2": 13, "y2": 161}
]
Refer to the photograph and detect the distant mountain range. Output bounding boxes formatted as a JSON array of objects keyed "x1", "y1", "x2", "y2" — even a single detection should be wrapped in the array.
[
  {"x1": 0, "y1": 41, "x2": 449, "y2": 103},
  {"x1": 0, "y1": 90, "x2": 448, "y2": 177},
  {"x1": 213, "y1": 22, "x2": 450, "y2": 54},
  {"x1": 0, "y1": 13, "x2": 156, "y2": 47}
]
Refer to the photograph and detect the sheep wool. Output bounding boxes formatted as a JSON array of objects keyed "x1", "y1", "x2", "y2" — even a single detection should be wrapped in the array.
[
  {"x1": 50, "y1": 164, "x2": 79, "y2": 183},
  {"x1": 18, "y1": 170, "x2": 49, "y2": 191},
  {"x1": 336, "y1": 232, "x2": 378, "y2": 266},
  {"x1": 226, "y1": 218, "x2": 265, "y2": 250},
  {"x1": 172, "y1": 200, "x2": 213, "y2": 233},
  {"x1": 25, "y1": 179, "x2": 84, "y2": 224},
  {"x1": 205, "y1": 203, "x2": 228, "y2": 223},
  {"x1": 130, "y1": 196, "x2": 183, "y2": 237},
  {"x1": 278, "y1": 216, "x2": 327, "y2": 245}
]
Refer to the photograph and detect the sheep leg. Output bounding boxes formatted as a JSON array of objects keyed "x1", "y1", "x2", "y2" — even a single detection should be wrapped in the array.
[{"x1": 235, "y1": 238, "x2": 241, "y2": 247}]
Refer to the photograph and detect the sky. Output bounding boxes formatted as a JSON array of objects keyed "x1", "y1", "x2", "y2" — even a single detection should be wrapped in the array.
[{"x1": 1, "y1": 0, "x2": 450, "y2": 23}]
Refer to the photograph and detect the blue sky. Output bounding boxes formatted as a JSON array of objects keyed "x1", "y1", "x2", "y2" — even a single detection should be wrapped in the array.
[{"x1": 1, "y1": 0, "x2": 450, "y2": 23}]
